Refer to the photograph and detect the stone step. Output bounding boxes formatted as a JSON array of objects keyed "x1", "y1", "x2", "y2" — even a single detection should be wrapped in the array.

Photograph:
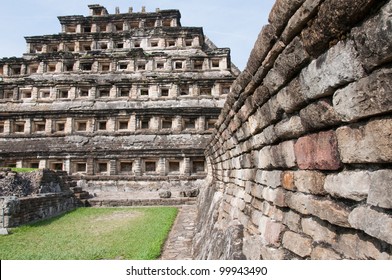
[
  {"x1": 71, "y1": 187, "x2": 83, "y2": 193},
  {"x1": 74, "y1": 191, "x2": 90, "y2": 199}
]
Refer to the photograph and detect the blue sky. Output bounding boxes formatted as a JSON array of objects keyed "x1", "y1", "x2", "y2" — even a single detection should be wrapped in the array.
[{"x1": 0, "y1": 0, "x2": 275, "y2": 70}]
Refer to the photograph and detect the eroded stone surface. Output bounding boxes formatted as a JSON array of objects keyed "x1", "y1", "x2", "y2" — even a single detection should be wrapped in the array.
[
  {"x1": 294, "y1": 131, "x2": 341, "y2": 170},
  {"x1": 324, "y1": 171, "x2": 370, "y2": 201},
  {"x1": 301, "y1": 0, "x2": 379, "y2": 57},
  {"x1": 352, "y1": 1, "x2": 392, "y2": 71},
  {"x1": 349, "y1": 206, "x2": 392, "y2": 245},
  {"x1": 367, "y1": 170, "x2": 392, "y2": 209},
  {"x1": 282, "y1": 231, "x2": 312, "y2": 258},
  {"x1": 333, "y1": 68, "x2": 392, "y2": 122},
  {"x1": 336, "y1": 119, "x2": 392, "y2": 163},
  {"x1": 299, "y1": 40, "x2": 365, "y2": 100}
]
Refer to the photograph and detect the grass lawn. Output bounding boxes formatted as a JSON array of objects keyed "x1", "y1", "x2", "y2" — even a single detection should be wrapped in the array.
[
  {"x1": 0, "y1": 207, "x2": 178, "y2": 260},
  {"x1": 10, "y1": 168, "x2": 38, "y2": 173},
  {"x1": 0, "y1": 167, "x2": 38, "y2": 173}
]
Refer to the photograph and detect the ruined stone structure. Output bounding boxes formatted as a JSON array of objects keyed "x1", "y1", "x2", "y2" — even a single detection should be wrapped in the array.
[
  {"x1": 0, "y1": 5, "x2": 239, "y2": 195},
  {"x1": 0, "y1": 168, "x2": 78, "y2": 228},
  {"x1": 195, "y1": 0, "x2": 392, "y2": 259}
]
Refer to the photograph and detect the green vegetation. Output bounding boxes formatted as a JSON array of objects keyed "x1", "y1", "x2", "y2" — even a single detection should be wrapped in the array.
[
  {"x1": 10, "y1": 168, "x2": 38, "y2": 173},
  {"x1": 0, "y1": 207, "x2": 178, "y2": 260},
  {"x1": 0, "y1": 167, "x2": 38, "y2": 173}
]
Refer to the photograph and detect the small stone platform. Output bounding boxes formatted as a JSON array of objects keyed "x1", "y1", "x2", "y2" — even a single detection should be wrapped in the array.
[{"x1": 87, "y1": 191, "x2": 197, "y2": 207}]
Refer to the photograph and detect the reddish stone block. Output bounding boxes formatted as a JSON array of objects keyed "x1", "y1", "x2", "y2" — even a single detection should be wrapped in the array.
[
  {"x1": 282, "y1": 171, "x2": 295, "y2": 191},
  {"x1": 294, "y1": 130, "x2": 341, "y2": 170}
]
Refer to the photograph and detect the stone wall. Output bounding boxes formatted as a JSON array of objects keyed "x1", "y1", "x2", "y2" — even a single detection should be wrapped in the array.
[
  {"x1": 195, "y1": 0, "x2": 392, "y2": 260},
  {"x1": 79, "y1": 178, "x2": 206, "y2": 195},
  {"x1": 0, "y1": 168, "x2": 72, "y2": 197},
  {"x1": 0, "y1": 169, "x2": 78, "y2": 228},
  {"x1": 0, "y1": 193, "x2": 77, "y2": 228}
]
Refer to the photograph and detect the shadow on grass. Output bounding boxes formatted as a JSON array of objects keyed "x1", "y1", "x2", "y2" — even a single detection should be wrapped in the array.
[{"x1": 23, "y1": 208, "x2": 80, "y2": 228}]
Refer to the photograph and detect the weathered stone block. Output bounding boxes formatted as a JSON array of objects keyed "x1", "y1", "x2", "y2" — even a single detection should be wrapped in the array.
[
  {"x1": 282, "y1": 210, "x2": 301, "y2": 232},
  {"x1": 159, "y1": 190, "x2": 172, "y2": 198},
  {"x1": 324, "y1": 171, "x2": 370, "y2": 201},
  {"x1": 238, "y1": 98, "x2": 255, "y2": 123},
  {"x1": 262, "y1": 187, "x2": 287, "y2": 208},
  {"x1": 261, "y1": 41, "x2": 286, "y2": 69},
  {"x1": 294, "y1": 130, "x2": 341, "y2": 170},
  {"x1": 251, "y1": 125, "x2": 277, "y2": 149},
  {"x1": 244, "y1": 193, "x2": 253, "y2": 203},
  {"x1": 237, "y1": 211, "x2": 250, "y2": 229},
  {"x1": 260, "y1": 142, "x2": 296, "y2": 170},
  {"x1": 251, "y1": 85, "x2": 270, "y2": 107},
  {"x1": 258, "y1": 146, "x2": 274, "y2": 169},
  {"x1": 336, "y1": 119, "x2": 392, "y2": 163},
  {"x1": 268, "y1": 95, "x2": 284, "y2": 124},
  {"x1": 352, "y1": 1, "x2": 392, "y2": 71},
  {"x1": 367, "y1": 170, "x2": 392, "y2": 209},
  {"x1": 282, "y1": 231, "x2": 312, "y2": 257},
  {"x1": 233, "y1": 92, "x2": 251, "y2": 114},
  {"x1": 231, "y1": 197, "x2": 246, "y2": 212},
  {"x1": 349, "y1": 206, "x2": 392, "y2": 245},
  {"x1": 242, "y1": 169, "x2": 256, "y2": 181},
  {"x1": 248, "y1": 66, "x2": 269, "y2": 92},
  {"x1": 311, "y1": 247, "x2": 341, "y2": 260},
  {"x1": 285, "y1": 192, "x2": 309, "y2": 215},
  {"x1": 260, "y1": 246, "x2": 289, "y2": 260},
  {"x1": 264, "y1": 37, "x2": 310, "y2": 93},
  {"x1": 265, "y1": 204, "x2": 284, "y2": 222},
  {"x1": 263, "y1": 68, "x2": 286, "y2": 94},
  {"x1": 310, "y1": 198, "x2": 351, "y2": 228},
  {"x1": 294, "y1": 170, "x2": 326, "y2": 195},
  {"x1": 269, "y1": 0, "x2": 306, "y2": 34},
  {"x1": 243, "y1": 235, "x2": 262, "y2": 260},
  {"x1": 276, "y1": 140, "x2": 297, "y2": 168},
  {"x1": 301, "y1": 217, "x2": 336, "y2": 244},
  {"x1": 285, "y1": 192, "x2": 351, "y2": 227},
  {"x1": 332, "y1": 233, "x2": 390, "y2": 260},
  {"x1": 233, "y1": 188, "x2": 246, "y2": 200},
  {"x1": 251, "y1": 197, "x2": 264, "y2": 212},
  {"x1": 276, "y1": 78, "x2": 307, "y2": 114},
  {"x1": 333, "y1": 69, "x2": 392, "y2": 122},
  {"x1": 246, "y1": 24, "x2": 277, "y2": 75},
  {"x1": 250, "y1": 184, "x2": 263, "y2": 200},
  {"x1": 282, "y1": 171, "x2": 295, "y2": 191},
  {"x1": 301, "y1": 0, "x2": 378, "y2": 57},
  {"x1": 248, "y1": 107, "x2": 270, "y2": 136},
  {"x1": 255, "y1": 170, "x2": 282, "y2": 188},
  {"x1": 224, "y1": 194, "x2": 233, "y2": 205},
  {"x1": 231, "y1": 70, "x2": 253, "y2": 97},
  {"x1": 251, "y1": 210, "x2": 263, "y2": 227},
  {"x1": 259, "y1": 216, "x2": 285, "y2": 246},
  {"x1": 274, "y1": 116, "x2": 306, "y2": 139},
  {"x1": 276, "y1": 36, "x2": 310, "y2": 79},
  {"x1": 180, "y1": 188, "x2": 200, "y2": 198},
  {"x1": 235, "y1": 126, "x2": 248, "y2": 142},
  {"x1": 300, "y1": 99, "x2": 341, "y2": 130},
  {"x1": 299, "y1": 40, "x2": 365, "y2": 100},
  {"x1": 281, "y1": 0, "x2": 324, "y2": 44},
  {"x1": 228, "y1": 115, "x2": 242, "y2": 133}
]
